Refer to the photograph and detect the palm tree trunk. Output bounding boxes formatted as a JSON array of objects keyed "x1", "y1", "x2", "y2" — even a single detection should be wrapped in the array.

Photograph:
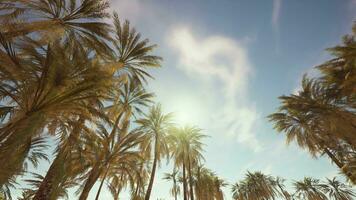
[
  {"x1": 195, "y1": 167, "x2": 201, "y2": 200},
  {"x1": 183, "y1": 162, "x2": 188, "y2": 200},
  {"x1": 33, "y1": 153, "x2": 65, "y2": 200},
  {"x1": 79, "y1": 165, "x2": 101, "y2": 200},
  {"x1": 324, "y1": 148, "x2": 344, "y2": 169},
  {"x1": 134, "y1": 164, "x2": 144, "y2": 199},
  {"x1": 324, "y1": 148, "x2": 356, "y2": 183},
  {"x1": 144, "y1": 137, "x2": 159, "y2": 200},
  {"x1": 187, "y1": 154, "x2": 194, "y2": 200},
  {"x1": 173, "y1": 179, "x2": 178, "y2": 200},
  {"x1": 94, "y1": 168, "x2": 109, "y2": 200}
]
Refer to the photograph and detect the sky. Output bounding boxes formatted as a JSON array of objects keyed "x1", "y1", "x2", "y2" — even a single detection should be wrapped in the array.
[{"x1": 12, "y1": 0, "x2": 356, "y2": 199}]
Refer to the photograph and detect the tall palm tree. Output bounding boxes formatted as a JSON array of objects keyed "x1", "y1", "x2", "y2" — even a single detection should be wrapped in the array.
[
  {"x1": 33, "y1": 10, "x2": 160, "y2": 198},
  {"x1": 321, "y1": 177, "x2": 356, "y2": 200},
  {"x1": 77, "y1": 80, "x2": 152, "y2": 199},
  {"x1": 0, "y1": 34, "x2": 114, "y2": 187},
  {"x1": 136, "y1": 104, "x2": 173, "y2": 200},
  {"x1": 163, "y1": 169, "x2": 180, "y2": 200},
  {"x1": 232, "y1": 171, "x2": 279, "y2": 200},
  {"x1": 168, "y1": 126, "x2": 206, "y2": 200},
  {"x1": 293, "y1": 177, "x2": 328, "y2": 200}
]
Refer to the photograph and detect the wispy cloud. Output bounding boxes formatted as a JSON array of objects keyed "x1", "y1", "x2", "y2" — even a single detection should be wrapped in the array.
[
  {"x1": 167, "y1": 26, "x2": 262, "y2": 152},
  {"x1": 272, "y1": 0, "x2": 282, "y2": 31},
  {"x1": 272, "y1": 0, "x2": 282, "y2": 53}
]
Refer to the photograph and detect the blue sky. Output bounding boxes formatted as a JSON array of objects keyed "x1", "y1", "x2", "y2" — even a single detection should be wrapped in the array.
[
  {"x1": 13, "y1": 0, "x2": 356, "y2": 199},
  {"x1": 103, "y1": 0, "x2": 356, "y2": 199}
]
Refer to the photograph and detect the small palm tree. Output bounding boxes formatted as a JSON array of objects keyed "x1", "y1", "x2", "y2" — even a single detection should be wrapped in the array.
[
  {"x1": 163, "y1": 169, "x2": 180, "y2": 200},
  {"x1": 293, "y1": 177, "x2": 328, "y2": 200},
  {"x1": 213, "y1": 175, "x2": 228, "y2": 200},
  {"x1": 194, "y1": 166, "x2": 227, "y2": 200},
  {"x1": 136, "y1": 104, "x2": 173, "y2": 200},
  {"x1": 232, "y1": 171, "x2": 279, "y2": 200},
  {"x1": 321, "y1": 177, "x2": 356, "y2": 200},
  {"x1": 110, "y1": 13, "x2": 162, "y2": 83},
  {"x1": 274, "y1": 177, "x2": 292, "y2": 200}
]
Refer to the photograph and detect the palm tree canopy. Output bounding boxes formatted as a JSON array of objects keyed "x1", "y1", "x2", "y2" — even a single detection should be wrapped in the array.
[
  {"x1": 293, "y1": 177, "x2": 328, "y2": 200},
  {"x1": 232, "y1": 171, "x2": 279, "y2": 200},
  {"x1": 322, "y1": 177, "x2": 356, "y2": 200}
]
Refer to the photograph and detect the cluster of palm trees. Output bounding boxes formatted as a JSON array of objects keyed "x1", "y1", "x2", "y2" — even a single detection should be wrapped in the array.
[
  {"x1": 0, "y1": 0, "x2": 355, "y2": 200},
  {"x1": 268, "y1": 24, "x2": 356, "y2": 184},
  {"x1": 232, "y1": 171, "x2": 355, "y2": 200},
  {"x1": 163, "y1": 165, "x2": 227, "y2": 200},
  {"x1": 0, "y1": 1, "x2": 228, "y2": 199}
]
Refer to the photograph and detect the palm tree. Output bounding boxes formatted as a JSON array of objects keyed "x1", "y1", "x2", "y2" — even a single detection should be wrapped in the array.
[
  {"x1": 317, "y1": 24, "x2": 356, "y2": 106},
  {"x1": 321, "y1": 177, "x2": 356, "y2": 200},
  {"x1": 232, "y1": 171, "x2": 279, "y2": 200},
  {"x1": 163, "y1": 169, "x2": 180, "y2": 200},
  {"x1": 32, "y1": 10, "x2": 160, "y2": 198},
  {"x1": 0, "y1": 0, "x2": 112, "y2": 52},
  {"x1": 78, "y1": 125, "x2": 144, "y2": 200},
  {"x1": 194, "y1": 166, "x2": 227, "y2": 200},
  {"x1": 107, "y1": 175, "x2": 123, "y2": 200},
  {"x1": 0, "y1": 34, "x2": 115, "y2": 187},
  {"x1": 0, "y1": 136, "x2": 48, "y2": 186},
  {"x1": 110, "y1": 13, "x2": 162, "y2": 83},
  {"x1": 213, "y1": 176, "x2": 228, "y2": 200},
  {"x1": 78, "y1": 80, "x2": 152, "y2": 200},
  {"x1": 168, "y1": 126, "x2": 206, "y2": 200},
  {"x1": 268, "y1": 24, "x2": 356, "y2": 184},
  {"x1": 19, "y1": 172, "x2": 77, "y2": 200},
  {"x1": 136, "y1": 104, "x2": 173, "y2": 200},
  {"x1": 0, "y1": 177, "x2": 15, "y2": 200},
  {"x1": 274, "y1": 177, "x2": 292, "y2": 200},
  {"x1": 268, "y1": 76, "x2": 355, "y2": 183},
  {"x1": 293, "y1": 177, "x2": 328, "y2": 200},
  {"x1": 130, "y1": 161, "x2": 149, "y2": 200},
  {"x1": 94, "y1": 80, "x2": 153, "y2": 200}
]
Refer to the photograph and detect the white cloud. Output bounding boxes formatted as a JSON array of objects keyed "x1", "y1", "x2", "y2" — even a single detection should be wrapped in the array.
[{"x1": 167, "y1": 26, "x2": 262, "y2": 152}]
